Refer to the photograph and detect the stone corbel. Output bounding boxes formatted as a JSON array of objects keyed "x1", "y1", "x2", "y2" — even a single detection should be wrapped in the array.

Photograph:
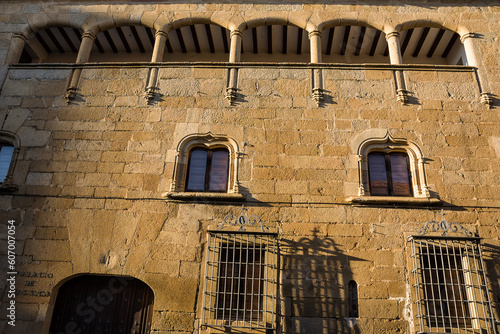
[
  {"x1": 396, "y1": 88, "x2": 409, "y2": 104},
  {"x1": 145, "y1": 30, "x2": 168, "y2": 103},
  {"x1": 309, "y1": 30, "x2": 324, "y2": 106},
  {"x1": 386, "y1": 32, "x2": 409, "y2": 105},
  {"x1": 226, "y1": 30, "x2": 242, "y2": 105},
  {"x1": 144, "y1": 68, "x2": 159, "y2": 102}
]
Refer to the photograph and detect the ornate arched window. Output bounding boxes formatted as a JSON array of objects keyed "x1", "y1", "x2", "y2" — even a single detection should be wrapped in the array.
[
  {"x1": 357, "y1": 133, "x2": 431, "y2": 200},
  {"x1": 167, "y1": 132, "x2": 243, "y2": 200}
]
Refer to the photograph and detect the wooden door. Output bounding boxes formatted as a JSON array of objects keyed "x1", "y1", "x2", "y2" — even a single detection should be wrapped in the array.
[{"x1": 49, "y1": 275, "x2": 154, "y2": 334}]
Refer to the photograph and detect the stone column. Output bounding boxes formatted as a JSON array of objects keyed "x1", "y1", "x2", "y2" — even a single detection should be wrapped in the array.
[
  {"x1": 66, "y1": 32, "x2": 96, "y2": 102},
  {"x1": 225, "y1": 29, "x2": 242, "y2": 104},
  {"x1": 461, "y1": 33, "x2": 492, "y2": 105},
  {"x1": 309, "y1": 30, "x2": 323, "y2": 106},
  {"x1": 145, "y1": 30, "x2": 168, "y2": 101},
  {"x1": 0, "y1": 34, "x2": 28, "y2": 93},
  {"x1": 386, "y1": 31, "x2": 408, "y2": 104}
]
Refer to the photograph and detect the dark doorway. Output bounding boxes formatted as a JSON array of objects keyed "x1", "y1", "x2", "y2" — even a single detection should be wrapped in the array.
[{"x1": 49, "y1": 275, "x2": 154, "y2": 334}]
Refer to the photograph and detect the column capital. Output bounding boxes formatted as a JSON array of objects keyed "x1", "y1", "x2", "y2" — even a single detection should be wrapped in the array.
[
  {"x1": 12, "y1": 33, "x2": 28, "y2": 42},
  {"x1": 385, "y1": 31, "x2": 400, "y2": 40},
  {"x1": 230, "y1": 29, "x2": 242, "y2": 38},
  {"x1": 460, "y1": 32, "x2": 476, "y2": 43},
  {"x1": 308, "y1": 30, "x2": 321, "y2": 38},
  {"x1": 81, "y1": 32, "x2": 96, "y2": 41},
  {"x1": 155, "y1": 30, "x2": 168, "y2": 39}
]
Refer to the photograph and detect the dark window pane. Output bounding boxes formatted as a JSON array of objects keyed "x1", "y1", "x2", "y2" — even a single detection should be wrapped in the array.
[
  {"x1": 217, "y1": 244, "x2": 263, "y2": 320},
  {"x1": 186, "y1": 149, "x2": 208, "y2": 191},
  {"x1": 390, "y1": 154, "x2": 411, "y2": 196},
  {"x1": 368, "y1": 154, "x2": 389, "y2": 196},
  {"x1": 209, "y1": 150, "x2": 229, "y2": 191},
  {"x1": 0, "y1": 145, "x2": 14, "y2": 183},
  {"x1": 420, "y1": 247, "x2": 470, "y2": 328}
]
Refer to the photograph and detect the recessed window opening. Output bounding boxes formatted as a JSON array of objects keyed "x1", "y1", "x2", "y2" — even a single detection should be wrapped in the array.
[
  {"x1": 186, "y1": 147, "x2": 229, "y2": 192},
  {"x1": 240, "y1": 25, "x2": 310, "y2": 63},
  {"x1": 202, "y1": 232, "x2": 277, "y2": 330},
  {"x1": 348, "y1": 280, "x2": 359, "y2": 318},
  {"x1": 89, "y1": 26, "x2": 155, "y2": 63},
  {"x1": 368, "y1": 152, "x2": 412, "y2": 197},
  {"x1": 408, "y1": 236, "x2": 497, "y2": 333},
  {"x1": 20, "y1": 27, "x2": 82, "y2": 63},
  {"x1": 322, "y1": 25, "x2": 390, "y2": 64},
  {"x1": 400, "y1": 27, "x2": 465, "y2": 65},
  {"x1": 164, "y1": 24, "x2": 230, "y2": 62}
]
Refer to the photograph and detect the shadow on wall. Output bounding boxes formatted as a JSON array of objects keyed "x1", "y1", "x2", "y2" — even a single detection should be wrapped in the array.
[
  {"x1": 280, "y1": 229, "x2": 367, "y2": 334},
  {"x1": 481, "y1": 243, "x2": 500, "y2": 325}
]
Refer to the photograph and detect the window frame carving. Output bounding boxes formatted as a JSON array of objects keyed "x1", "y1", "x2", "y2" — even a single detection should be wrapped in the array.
[
  {"x1": 0, "y1": 131, "x2": 20, "y2": 193},
  {"x1": 357, "y1": 133, "x2": 430, "y2": 199},
  {"x1": 168, "y1": 132, "x2": 242, "y2": 199}
]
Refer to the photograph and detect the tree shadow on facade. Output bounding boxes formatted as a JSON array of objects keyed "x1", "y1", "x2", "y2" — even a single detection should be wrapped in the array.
[{"x1": 280, "y1": 229, "x2": 367, "y2": 334}]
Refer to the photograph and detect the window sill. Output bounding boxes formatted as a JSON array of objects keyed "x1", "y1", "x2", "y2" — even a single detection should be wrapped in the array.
[
  {"x1": 346, "y1": 196, "x2": 442, "y2": 206},
  {"x1": 164, "y1": 192, "x2": 245, "y2": 201}
]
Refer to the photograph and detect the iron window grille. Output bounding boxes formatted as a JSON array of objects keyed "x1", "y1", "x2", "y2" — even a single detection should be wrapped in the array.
[
  {"x1": 408, "y1": 235, "x2": 497, "y2": 334},
  {"x1": 202, "y1": 231, "x2": 278, "y2": 330}
]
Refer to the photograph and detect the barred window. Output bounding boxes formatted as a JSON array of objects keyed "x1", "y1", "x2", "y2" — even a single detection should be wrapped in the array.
[
  {"x1": 202, "y1": 231, "x2": 277, "y2": 330},
  {"x1": 408, "y1": 236, "x2": 497, "y2": 333}
]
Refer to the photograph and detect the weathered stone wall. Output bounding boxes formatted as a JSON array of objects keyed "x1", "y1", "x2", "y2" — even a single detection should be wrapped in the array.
[{"x1": 0, "y1": 2, "x2": 499, "y2": 334}]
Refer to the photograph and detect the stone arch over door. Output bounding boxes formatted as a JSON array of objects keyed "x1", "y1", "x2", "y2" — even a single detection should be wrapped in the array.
[{"x1": 48, "y1": 274, "x2": 154, "y2": 334}]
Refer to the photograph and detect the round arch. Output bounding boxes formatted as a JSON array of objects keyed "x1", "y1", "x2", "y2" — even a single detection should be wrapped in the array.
[{"x1": 45, "y1": 274, "x2": 154, "y2": 334}]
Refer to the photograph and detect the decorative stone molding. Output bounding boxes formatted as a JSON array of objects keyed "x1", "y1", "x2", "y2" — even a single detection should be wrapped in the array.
[
  {"x1": 167, "y1": 132, "x2": 242, "y2": 196},
  {"x1": 356, "y1": 132, "x2": 431, "y2": 199}
]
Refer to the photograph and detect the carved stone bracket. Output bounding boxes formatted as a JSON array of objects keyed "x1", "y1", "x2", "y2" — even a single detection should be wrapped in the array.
[
  {"x1": 144, "y1": 85, "x2": 158, "y2": 102},
  {"x1": 480, "y1": 92, "x2": 493, "y2": 105},
  {"x1": 65, "y1": 87, "x2": 78, "y2": 103},
  {"x1": 418, "y1": 209, "x2": 473, "y2": 237},
  {"x1": 396, "y1": 89, "x2": 409, "y2": 104},
  {"x1": 312, "y1": 87, "x2": 324, "y2": 106},
  {"x1": 225, "y1": 86, "x2": 238, "y2": 105}
]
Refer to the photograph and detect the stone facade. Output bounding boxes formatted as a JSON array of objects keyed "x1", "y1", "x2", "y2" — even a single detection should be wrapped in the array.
[{"x1": 0, "y1": 1, "x2": 499, "y2": 334}]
